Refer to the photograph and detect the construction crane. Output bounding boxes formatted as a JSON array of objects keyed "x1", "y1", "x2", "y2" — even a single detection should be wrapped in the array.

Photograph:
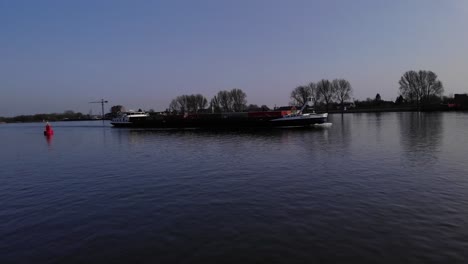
[{"x1": 89, "y1": 99, "x2": 108, "y2": 120}]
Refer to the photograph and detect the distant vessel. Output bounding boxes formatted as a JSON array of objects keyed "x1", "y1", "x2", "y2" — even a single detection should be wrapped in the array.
[
  {"x1": 110, "y1": 111, "x2": 150, "y2": 127},
  {"x1": 111, "y1": 107, "x2": 328, "y2": 129},
  {"x1": 270, "y1": 112, "x2": 328, "y2": 127}
]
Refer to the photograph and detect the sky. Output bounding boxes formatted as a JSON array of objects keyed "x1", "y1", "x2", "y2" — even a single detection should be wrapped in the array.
[{"x1": 1, "y1": 0, "x2": 468, "y2": 116}]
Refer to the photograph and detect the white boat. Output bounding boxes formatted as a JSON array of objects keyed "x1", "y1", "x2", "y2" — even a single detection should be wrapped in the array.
[
  {"x1": 270, "y1": 112, "x2": 328, "y2": 126},
  {"x1": 270, "y1": 99, "x2": 328, "y2": 126},
  {"x1": 110, "y1": 111, "x2": 149, "y2": 127}
]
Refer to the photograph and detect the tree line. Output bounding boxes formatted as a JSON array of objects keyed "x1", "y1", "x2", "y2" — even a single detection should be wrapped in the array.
[
  {"x1": 168, "y1": 88, "x2": 248, "y2": 114},
  {"x1": 290, "y1": 70, "x2": 445, "y2": 112},
  {"x1": 0, "y1": 110, "x2": 94, "y2": 123},
  {"x1": 0, "y1": 69, "x2": 450, "y2": 123},
  {"x1": 290, "y1": 79, "x2": 352, "y2": 112},
  {"x1": 105, "y1": 69, "x2": 445, "y2": 116},
  {"x1": 157, "y1": 70, "x2": 446, "y2": 115}
]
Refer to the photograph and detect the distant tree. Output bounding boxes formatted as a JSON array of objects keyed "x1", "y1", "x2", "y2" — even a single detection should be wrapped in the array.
[
  {"x1": 399, "y1": 70, "x2": 444, "y2": 109},
  {"x1": 169, "y1": 99, "x2": 180, "y2": 113},
  {"x1": 230, "y1": 88, "x2": 247, "y2": 112},
  {"x1": 290, "y1": 85, "x2": 311, "y2": 106},
  {"x1": 395, "y1": 95, "x2": 404, "y2": 105},
  {"x1": 194, "y1": 94, "x2": 208, "y2": 111},
  {"x1": 247, "y1": 104, "x2": 260, "y2": 111},
  {"x1": 245, "y1": 104, "x2": 268, "y2": 111},
  {"x1": 186, "y1": 95, "x2": 197, "y2": 113},
  {"x1": 441, "y1": 94, "x2": 454, "y2": 104},
  {"x1": 375, "y1": 93, "x2": 381, "y2": 102},
  {"x1": 210, "y1": 96, "x2": 221, "y2": 113},
  {"x1": 169, "y1": 96, "x2": 185, "y2": 113},
  {"x1": 216, "y1": 90, "x2": 232, "y2": 112},
  {"x1": 316, "y1": 79, "x2": 335, "y2": 111},
  {"x1": 212, "y1": 89, "x2": 247, "y2": 112},
  {"x1": 169, "y1": 94, "x2": 208, "y2": 113},
  {"x1": 308, "y1": 82, "x2": 320, "y2": 108},
  {"x1": 332, "y1": 79, "x2": 352, "y2": 112},
  {"x1": 260, "y1": 105, "x2": 270, "y2": 111},
  {"x1": 110, "y1": 105, "x2": 126, "y2": 114}
]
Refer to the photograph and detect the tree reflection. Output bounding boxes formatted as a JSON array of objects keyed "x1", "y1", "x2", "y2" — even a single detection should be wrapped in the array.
[
  {"x1": 398, "y1": 112, "x2": 443, "y2": 165},
  {"x1": 336, "y1": 114, "x2": 351, "y2": 147}
]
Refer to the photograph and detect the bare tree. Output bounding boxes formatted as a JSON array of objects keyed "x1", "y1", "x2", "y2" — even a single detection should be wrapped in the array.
[
  {"x1": 169, "y1": 97, "x2": 180, "y2": 112},
  {"x1": 260, "y1": 105, "x2": 270, "y2": 111},
  {"x1": 332, "y1": 79, "x2": 352, "y2": 112},
  {"x1": 212, "y1": 89, "x2": 248, "y2": 112},
  {"x1": 308, "y1": 82, "x2": 320, "y2": 108},
  {"x1": 399, "y1": 70, "x2": 420, "y2": 105},
  {"x1": 169, "y1": 99, "x2": 179, "y2": 113},
  {"x1": 210, "y1": 96, "x2": 221, "y2": 113},
  {"x1": 316, "y1": 79, "x2": 335, "y2": 112},
  {"x1": 169, "y1": 95, "x2": 187, "y2": 113},
  {"x1": 290, "y1": 85, "x2": 311, "y2": 106},
  {"x1": 395, "y1": 95, "x2": 404, "y2": 105},
  {"x1": 375, "y1": 93, "x2": 381, "y2": 102},
  {"x1": 194, "y1": 94, "x2": 207, "y2": 112},
  {"x1": 186, "y1": 95, "x2": 197, "y2": 113},
  {"x1": 230, "y1": 88, "x2": 247, "y2": 112},
  {"x1": 217, "y1": 90, "x2": 232, "y2": 112},
  {"x1": 247, "y1": 104, "x2": 260, "y2": 111},
  {"x1": 420, "y1": 71, "x2": 443, "y2": 104},
  {"x1": 169, "y1": 94, "x2": 208, "y2": 113},
  {"x1": 110, "y1": 105, "x2": 126, "y2": 114},
  {"x1": 399, "y1": 70, "x2": 444, "y2": 109},
  {"x1": 168, "y1": 89, "x2": 246, "y2": 114}
]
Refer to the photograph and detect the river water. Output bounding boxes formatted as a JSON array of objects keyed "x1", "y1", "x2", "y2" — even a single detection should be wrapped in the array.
[{"x1": 1, "y1": 112, "x2": 468, "y2": 263}]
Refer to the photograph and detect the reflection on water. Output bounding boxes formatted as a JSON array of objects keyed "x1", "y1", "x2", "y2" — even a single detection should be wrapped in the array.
[
  {"x1": 45, "y1": 134, "x2": 53, "y2": 147},
  {"x1": 398, "y1": 112, "x2": 443, "y2": 165},
  {"x1": 330, "y1": 114, "x2": 351, "y2": 150},
  {"x1": 118, "y1": 127, "x2": 332, "y2": 146},
  {"x1": 2, "y1": 114, "x2": 468, "y2": 263},
  {"x1": 374, "y1": 112, "x2": 382, "y2": 142}
]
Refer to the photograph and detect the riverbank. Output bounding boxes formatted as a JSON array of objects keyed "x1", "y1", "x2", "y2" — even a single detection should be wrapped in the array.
[
  {"x1": 0, "y1": 118, "x2": 104, "y2": 124},
  {"x1": 327, "y1": 106, "x2": 416, "y2": 114},
  {"x1": 2, "y1": 105, "x2": 466, "y2": 124},
  {"x1": 325, "y1": 104, "x2": 466, "y2": 114}
]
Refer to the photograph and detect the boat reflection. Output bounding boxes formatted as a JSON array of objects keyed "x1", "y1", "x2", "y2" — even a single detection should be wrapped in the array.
[
  {"x1": 113, "y1": 126, "x2": 333, "y2": 148},
  {"x1": 45, "y1": 134, "x2": 53, "y2": 147}
]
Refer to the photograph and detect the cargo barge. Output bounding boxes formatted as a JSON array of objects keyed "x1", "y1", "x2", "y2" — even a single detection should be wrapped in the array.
[{"x1": 111, "y1": 109, "x2": 328, "y2": 129}]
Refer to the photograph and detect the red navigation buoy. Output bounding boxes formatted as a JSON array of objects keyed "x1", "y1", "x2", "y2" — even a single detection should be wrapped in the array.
[{"x1": 44, "y1": 122, "x2": 54, "y2": 136}]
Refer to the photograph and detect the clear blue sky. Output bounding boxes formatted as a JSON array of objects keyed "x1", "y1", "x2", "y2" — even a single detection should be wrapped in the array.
[{"x1": 1, "y1": 0, "x2": 467, "y2": 116}]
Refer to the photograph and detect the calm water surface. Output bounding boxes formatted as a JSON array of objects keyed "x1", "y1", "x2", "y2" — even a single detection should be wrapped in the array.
[{"x1": 1, "y1": 112, "x2": 468, "y2": 263}]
